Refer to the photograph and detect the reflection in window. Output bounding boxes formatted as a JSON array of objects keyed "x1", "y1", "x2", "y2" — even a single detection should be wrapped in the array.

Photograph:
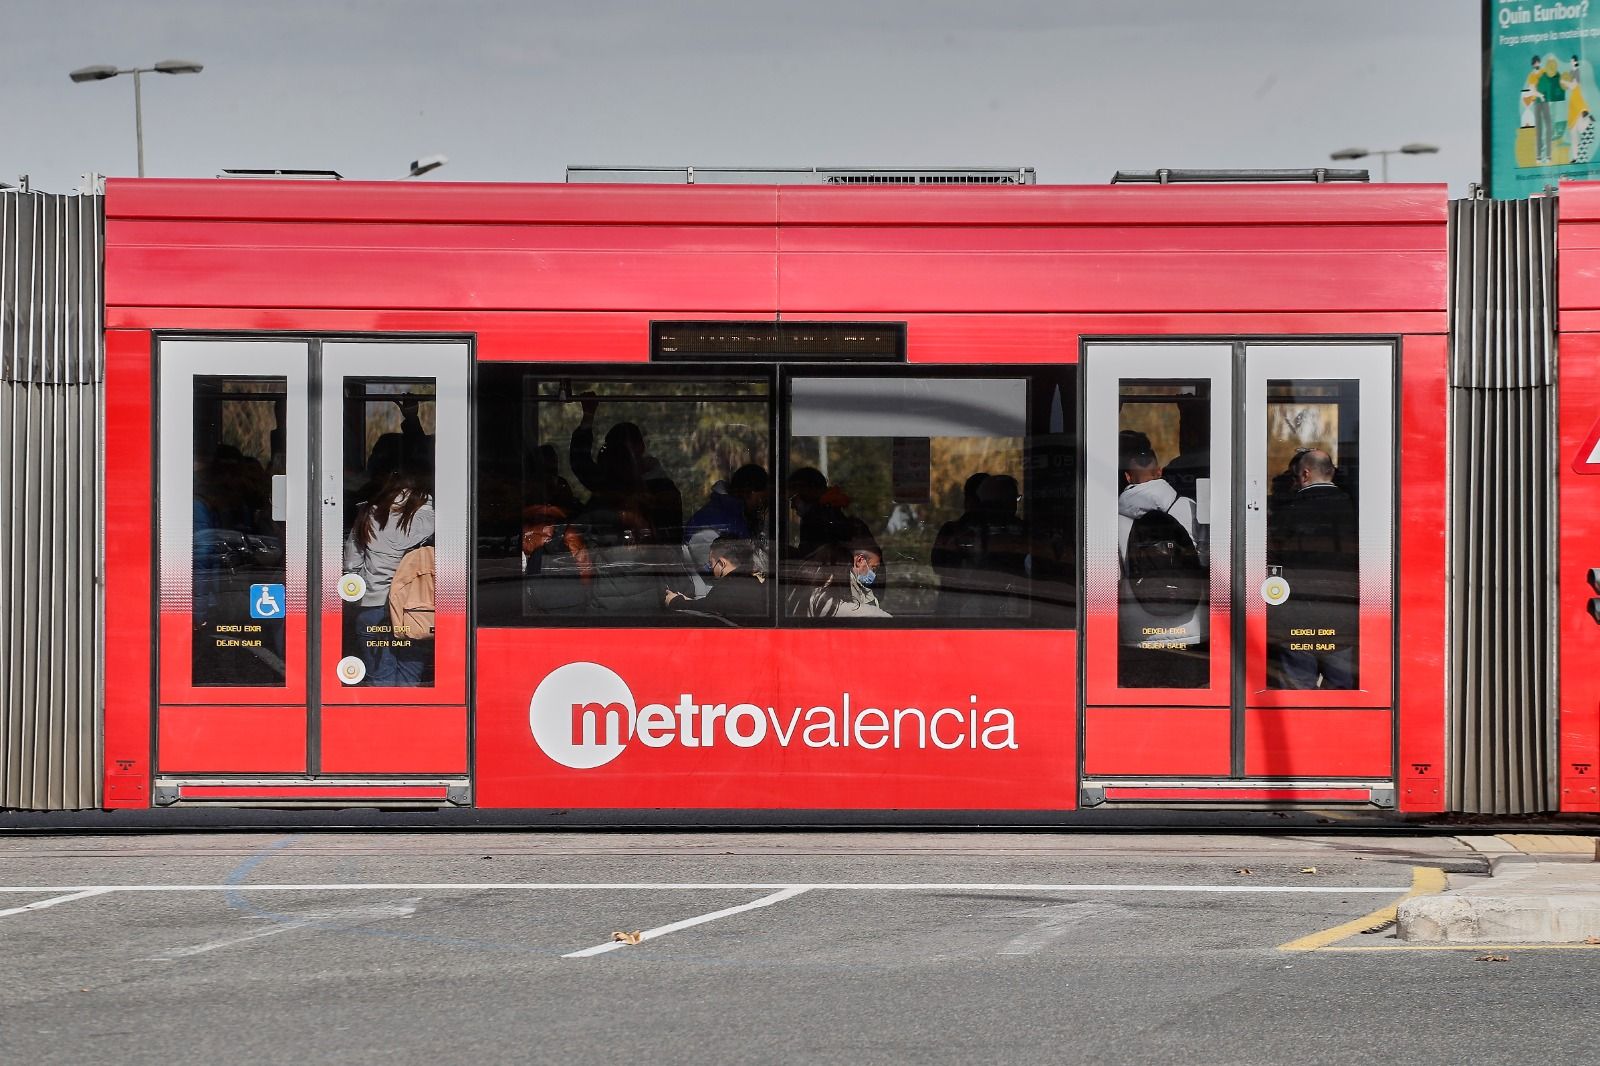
[
  {"x1": 476, "y1": 369, "x2": 773, "y2": 626},
  {"x1": 191, "y1": 376, "x2": 287, "y2": 686},
  {"x1": 1265, "y1": 379, "x2": 1360, "y2": 689},
  {"x1": 783, "y1": 372, "x2": 1076, "y2": 625},
  {"x1": 339, "y1": 378, "x2": 437, "y2": 687},
  {"x1": 1116, "y1": 381, "x2": 1211, "y2": 688}
]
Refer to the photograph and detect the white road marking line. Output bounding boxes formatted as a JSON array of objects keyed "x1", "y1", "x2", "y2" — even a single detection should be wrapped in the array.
[
  {"x1": 997, "y1": 901, "x2": 1121, "y2": 956},
  {"x1": 0, "y1": 882, "x2": 1410, "y2": 894},
  {"x1": 0, "y1": 887, "x2": 114, "y2": 918},
  {"x1": 562, "y1": 886, "x2": 813, "y2": 959},
  {"x1": 144, "y1": 919, "x2": 304, "y2": 960},
  {"x1": 142, "y1": 899, "x2": 420, "y2": 961}
]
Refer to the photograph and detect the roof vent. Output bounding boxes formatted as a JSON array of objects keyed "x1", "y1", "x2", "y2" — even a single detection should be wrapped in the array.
[
  {"x1": 1111, "y1": 168, "x2": 1369, "y2": 184},
  {"x1": 219, "y1": 168, "x2": 345, "y2": 180},
  {"x1": 567, "y1": 166, "x2": 1035, "y2": 185}
]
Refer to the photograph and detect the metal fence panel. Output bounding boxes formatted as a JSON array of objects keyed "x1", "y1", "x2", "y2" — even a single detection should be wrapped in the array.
[
  {"x1": 1447, "y1": 196, "x2": 1559, "y2": 814},
  {"x1": 0, "y1": 191, "x2": 103, "y2": 810}
]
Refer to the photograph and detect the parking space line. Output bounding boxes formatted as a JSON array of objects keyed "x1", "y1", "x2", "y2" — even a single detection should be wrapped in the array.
[
  {"x1": 1277, "y1": 866, "x2": 1448, "y2": 952},
  {"x1": 0, "y1": 881, "x2": 1412, "y2": 895},
  {"x1": 563, "y1": 886, "x2": 813, "y2": 959},
  {"x1": 0, "y1": 887, "x2": 114, "y2": 919}
]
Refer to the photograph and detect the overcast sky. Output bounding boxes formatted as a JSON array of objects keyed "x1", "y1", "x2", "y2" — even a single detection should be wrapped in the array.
[{"x1": 5, "y1": 0, "x2": 1478, "y2": 192}]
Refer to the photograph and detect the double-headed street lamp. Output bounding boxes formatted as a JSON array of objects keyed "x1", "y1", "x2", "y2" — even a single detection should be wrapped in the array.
[
  {"x1": 1329, "y1": 143, "x2": 1439, "y2": 183},
  {"x1": 70, "y1": 60, "x2": 204, "y2": 177}
]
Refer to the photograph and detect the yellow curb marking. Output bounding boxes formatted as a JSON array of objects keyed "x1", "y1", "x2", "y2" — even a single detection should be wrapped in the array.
[
  {"x1": 1278, "y1": 865, "x2": 1447, "y2": 953},
  {"x1": 1321, "y1": 942, "x2": 1600, "y2": 952}
]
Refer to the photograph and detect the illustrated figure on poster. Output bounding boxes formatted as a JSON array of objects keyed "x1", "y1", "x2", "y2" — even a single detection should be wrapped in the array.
[
  {"x1": 1529, "y1": 55, "x2": 1554, "y2": 165},
  {"x1": 1566, "y1": 58, "x2": 1595, "y2": 163}
]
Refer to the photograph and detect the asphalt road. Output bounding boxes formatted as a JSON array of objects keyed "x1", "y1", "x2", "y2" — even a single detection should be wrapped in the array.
[{"x1": 0, "y1": 831, "x2": 1588, "y2": 1066}]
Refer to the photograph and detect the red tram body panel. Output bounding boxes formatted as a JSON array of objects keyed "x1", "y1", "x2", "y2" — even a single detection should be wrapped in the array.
[{"x1": 97, "y1": 178, "x2": 1460, "y2": 814}]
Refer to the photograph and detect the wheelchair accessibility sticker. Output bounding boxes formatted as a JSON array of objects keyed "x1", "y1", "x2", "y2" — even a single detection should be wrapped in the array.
[{"x1": 249, "y1": 584, "x2": 286, "y2": 619}]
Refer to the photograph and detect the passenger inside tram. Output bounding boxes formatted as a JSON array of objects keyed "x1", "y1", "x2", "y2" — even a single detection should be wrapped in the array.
[
  {"x1": 343, "y1": 463, "x2": 436, "y2": 686},
  {"x1": 931, "y1": 472, "x2": 989, "y2": 614},
  {"x1": 556, "y1": 392, "x2": 695, "y2": 617},
  {"x1": 1162, "y1": 398, "x2": 1211, "y2": 502},
  {"x1": 1115, "y1": 422, "x2": 1209, "y2": 689},
  {"x1": 1267, "y1": 447, "x2": 1359, "y2": 689},
  {"x1": 683, "y1": 463, "x2": 771, "y2": 596},
  {"x1": 786, "y1": 466, "x2": 872, "y2": 563},
  {"x1": 666, "y1": 534, "x2": 767, "y2": 620},
  {"x1": 927, "y1": 472, "x2": 1031, "y2": 618},
  {"x1": 569, "y1": 391, "x2": 684, "y2": 545},
  {"x1": 787, "y1": 538, "x2": 890, "y2": 619}
]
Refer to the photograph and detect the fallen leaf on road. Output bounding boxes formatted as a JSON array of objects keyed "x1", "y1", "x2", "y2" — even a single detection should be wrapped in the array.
[
  {"x1": 612, "y1": 930, "x2": 643, "y2": 945},
  {"x1": 1236, "y1": 868, "x2": 1253, "y2": 875},
  {"x1": 1476, "y1": 954, "x2": 1509, "y2": 963},
  {"x1": 1300, "y1": 866, "x2": 1319, "y2": 875},
  {"x1": 1584, "y1": 935, "x2": 1600, "y2": 945}
]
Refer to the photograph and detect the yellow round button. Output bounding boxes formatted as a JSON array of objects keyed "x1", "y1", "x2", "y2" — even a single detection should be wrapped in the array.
[
  {"x1": 1261, "y1": 575, "x2": 1291, "y2": 606},
  {"x1": 337, "y1": 655, "x2": 366, "y2": 685}
]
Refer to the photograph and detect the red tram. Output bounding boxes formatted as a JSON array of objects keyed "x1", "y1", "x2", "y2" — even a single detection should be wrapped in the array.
[{"x1": 19, "y1": 174, "x2": 1587, "y2": 816}]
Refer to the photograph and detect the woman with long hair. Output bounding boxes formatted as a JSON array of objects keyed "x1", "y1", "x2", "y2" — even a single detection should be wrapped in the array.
[{"x1": 343, "y1": 465, "x2": 435, "y2": 685}]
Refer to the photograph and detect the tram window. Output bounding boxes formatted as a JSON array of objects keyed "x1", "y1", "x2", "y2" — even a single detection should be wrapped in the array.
[
  {"x1": 476, "y1": 366, "x2": 774, "y2": 627},
  {"x1": 781, "y1": 369, "x2": 1077, "y2": 627},
  {"x1": 340, "y1": 379, "x2": 437, "y2": 687},
  {"x1": 190, "y1": 376, "x2": 288, "y2": 686},
  {"x1": 1265, "y1": 379, "x2": 1360, "y2": 690},
  {"x1": 1116, "y1": 381, "x2": 1211, "y2": 687}
]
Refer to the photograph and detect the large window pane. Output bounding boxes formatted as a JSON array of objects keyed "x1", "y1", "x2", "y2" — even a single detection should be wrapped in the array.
[
  {"x1": 782, "y1": 370, "x2": 1075, "y2": 626},
  {"x1": 1116, "y1": 380, "x2": 1211, "y2": 687},
  {"x1": 477, "y1": 368, "x2": 773, "y2": 627},
  {"x1": 191, "y1": 376, "x2": 287, "y2": 686},
  {"x1": 338, "y1": 378, "x2": 437, "y2": 687},
  {"x1": 1265, "y1": 379, "x2": 1360, "y2": 689}
]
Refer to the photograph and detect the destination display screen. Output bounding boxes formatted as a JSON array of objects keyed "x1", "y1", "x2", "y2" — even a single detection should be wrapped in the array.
[{"x1": 651, "y1": 321, "x2": 905, "y2": 362}]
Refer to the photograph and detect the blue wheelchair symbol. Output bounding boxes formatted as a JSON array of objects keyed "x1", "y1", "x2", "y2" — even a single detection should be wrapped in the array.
[{"x1": 249, "y1": 584, "x2": 286, "y2": 619}]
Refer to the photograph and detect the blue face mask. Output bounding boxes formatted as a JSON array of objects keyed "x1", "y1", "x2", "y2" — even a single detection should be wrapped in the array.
[{"x1": 858, "y1": 567, "x2": 877, "y2": 587}]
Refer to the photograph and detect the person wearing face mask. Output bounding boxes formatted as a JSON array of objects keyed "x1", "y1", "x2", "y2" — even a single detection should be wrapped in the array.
[{"x1": 790, "y1": 539, "x2": 890, "y2": 619}]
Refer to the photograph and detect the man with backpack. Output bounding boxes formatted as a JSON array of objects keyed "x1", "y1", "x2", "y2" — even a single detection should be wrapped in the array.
[{"x1": 1117, "y1": 439, "x2": 1208, "y2": 689}]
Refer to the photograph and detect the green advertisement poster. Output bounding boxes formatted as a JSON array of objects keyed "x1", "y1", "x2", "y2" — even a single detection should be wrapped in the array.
[{"x1": 1488, "y1": 1, "x2": 1600, "y2": 197}]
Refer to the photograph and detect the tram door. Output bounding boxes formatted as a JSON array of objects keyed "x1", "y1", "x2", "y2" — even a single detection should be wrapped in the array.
[
  {"x1": 1081, "y1": 342, "x2": 1394, "y2": 790},
  {"x1": 155, "y1": 338, "x2": 470, "y2": 786}
]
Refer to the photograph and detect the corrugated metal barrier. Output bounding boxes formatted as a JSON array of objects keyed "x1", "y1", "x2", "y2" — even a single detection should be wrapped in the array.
[
  {"x1": 1447, "y1": 195, "x2": 1560, "y2": 814},
  {"x1": 0, "y1": 191, "x2": 104, "y2": 810}
]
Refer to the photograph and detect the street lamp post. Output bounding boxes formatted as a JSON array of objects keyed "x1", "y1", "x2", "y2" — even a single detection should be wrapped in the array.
[
  {"x1": 1329, "y1": 143, "x2": 1439, "y2": 183},
  {"x1": 70, "y1": 60, "x2": 204, "y2": 177}
]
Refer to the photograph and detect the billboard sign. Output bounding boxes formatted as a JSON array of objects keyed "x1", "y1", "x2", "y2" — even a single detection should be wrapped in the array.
[{"x1": 1487, "y1": 1, "x2": 1600, "y2": 197}]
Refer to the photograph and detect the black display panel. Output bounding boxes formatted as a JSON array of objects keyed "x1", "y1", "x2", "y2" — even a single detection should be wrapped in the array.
[{"x1": 651, "y1": 321, "x2": 906, "y2": 363}]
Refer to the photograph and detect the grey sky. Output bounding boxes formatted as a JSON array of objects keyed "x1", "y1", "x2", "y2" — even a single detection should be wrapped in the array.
[{"x1": 6, "y1": 0, "x2": 1478, "y2": 192}]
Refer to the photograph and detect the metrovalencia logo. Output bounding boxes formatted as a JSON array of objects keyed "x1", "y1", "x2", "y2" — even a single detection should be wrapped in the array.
[{"x1": 528, "y1": 661, "x2": 1018, "y2": 770}]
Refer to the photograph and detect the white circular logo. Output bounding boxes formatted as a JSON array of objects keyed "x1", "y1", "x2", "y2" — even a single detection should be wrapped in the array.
[
  {"x1": 529, "y1": 662, "x2": 636, "y2": 769},
  {"x1": 337, "y1": 655, "x2": 367, "y2": 685},
  {"x1": 1261, "y1": 575, "x2": 1291, "y2": 606},
  {"x1": 339, "y1": 573, "x2": 367, "y2": 603}
]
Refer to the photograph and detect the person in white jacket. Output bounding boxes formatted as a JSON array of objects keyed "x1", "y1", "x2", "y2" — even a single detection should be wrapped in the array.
[{"x1": 1116, "y1": 445, "x2": 1208, "y2": 687}]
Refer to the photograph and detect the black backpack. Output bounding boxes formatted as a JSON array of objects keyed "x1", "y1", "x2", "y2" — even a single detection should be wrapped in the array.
[{"x1": 1125, "y1": 503, "x2": 1204, "y2": 617}]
